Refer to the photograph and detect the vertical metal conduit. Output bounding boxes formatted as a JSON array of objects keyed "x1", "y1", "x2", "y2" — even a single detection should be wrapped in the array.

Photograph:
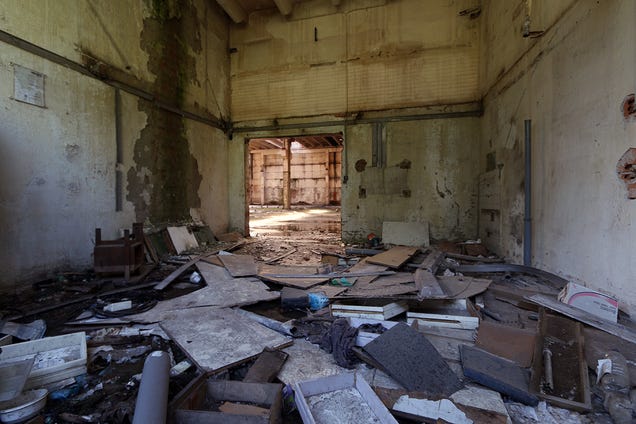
[{"x1": 524, "y1": 119, "x2": 532, "y2": 266}]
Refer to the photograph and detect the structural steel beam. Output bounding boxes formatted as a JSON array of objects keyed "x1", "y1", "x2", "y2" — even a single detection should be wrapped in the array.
[
  {"x1": 216, "y1": 0, "x2": 248, "y2": 23},
  {"x1": 274, "y1": 0, "x2": 294, "y2": 16}
]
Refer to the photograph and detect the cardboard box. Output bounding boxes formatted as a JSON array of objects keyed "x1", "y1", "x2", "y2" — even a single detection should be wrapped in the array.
[{"x1": 558, "y1": 282, "x2": 618, "y2": 322}]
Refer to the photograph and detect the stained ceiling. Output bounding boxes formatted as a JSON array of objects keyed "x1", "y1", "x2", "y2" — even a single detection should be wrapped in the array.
[
  {"x1": 249, "y1": 134, "x2": 344, "y2": 150},
  {"x1": 214, "y1": 0, "x2": 342, "y2": 23}
]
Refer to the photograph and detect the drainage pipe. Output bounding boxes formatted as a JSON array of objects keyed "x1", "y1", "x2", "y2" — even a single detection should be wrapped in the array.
[
  {"x1": 524, "y1": 119, "x2": 532, "y2": 266},
  {"x1": 132, "y1": 351, "x2": 170, "y2": 424}
]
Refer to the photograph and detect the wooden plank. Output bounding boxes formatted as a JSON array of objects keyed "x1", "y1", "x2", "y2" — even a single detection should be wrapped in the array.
[
  {"x1": 166, "y1": 226, "x2": 199, "y2": 254},
  {"x1": 258, "y1": 264, "x2": 329, "y2": 289},
  {"x1": 0, "y1": 332, "x2": 87, "y2": 390},
  {"x1": 476, "y1": 321, "x2": 537, "y2": 367},
  {"x1": 437, "y1": 276, "x2": 491, "y2": 299},
  {"x1": 129, "y1": 275, "x2": 280, "y2": 323},
  {"x1": 244, "y1": 349, "x2": 289, "y2": 383},
  {"x1": 219, "y1": 254, "x2": 258, "y2": 277},
  {"x1": 407, "y1": 313, "x2": 479, "y2": 330},
  {"x1": 529, "y1": 310, "x2": 591, "y2": 412},
  {"x1": 207, "y1": 380, "x2": 282, "y2": 405},
  {"x1": 154, "y1": 257, "x2": 201, "y2": 290},
  {"x1": 417, "y1": 248, "x2": 445, "y2": 273},
  {"x1": 526, "y1": 294, "x2": 636, "y2": 344},
  {"x1": 160, "y1": 308, "x2": 291, "y2": 374},
  {"x1": 460, "y1": 345, "x2": 538, "y2": 405},
  {"x1": 415, "y1": 269, "x2": 445, "y2": 299},
  {"x1": 450, "y1": 385, "x2": 510, "y2": 424},
  {"x1": 367, "y1": 246, "x2": 419, "y2": 269},
  {"x1": 337, "y1": 302, "x2": 407, "y2": 320},
  {"x1": 391, "y1": 395, "x2": 472, "y2": 423},
  {"x1": 196, "y1": 261, "x2": 232, "y2": 282},
  {"x1": 361, "y1": 323, "x2": 463, "y2": 397}
]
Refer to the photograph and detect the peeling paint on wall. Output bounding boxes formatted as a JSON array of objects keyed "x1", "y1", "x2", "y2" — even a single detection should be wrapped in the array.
[{"x1": 127, "y1": 0, "x2": 203, "y2": 224}]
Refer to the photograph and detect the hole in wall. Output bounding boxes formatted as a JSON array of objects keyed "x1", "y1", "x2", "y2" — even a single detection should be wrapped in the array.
[
  {"x1": 622, "y1": 94, "x2": 636, "y2": 122},
  {"x1": 617, "y1": 148, "x2": 636, "y2": 199}
]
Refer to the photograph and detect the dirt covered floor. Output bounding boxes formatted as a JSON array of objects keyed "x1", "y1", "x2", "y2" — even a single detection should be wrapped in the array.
[{"x1": 243, "y1": 206, "x2": 344, "y2": 266}]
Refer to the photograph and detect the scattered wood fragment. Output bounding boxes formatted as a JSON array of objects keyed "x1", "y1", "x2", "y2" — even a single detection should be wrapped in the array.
[
  {"x1": 475, "y1": 321, "x2": 537, "y2": 367},
  {"x1": 160, "y1": 307, "x2": 291, "y2": 374},
  {"x1": 367, "y1": 246, "x2": 419, "y2": 269},
  {"x1": 244, "y1": 348, "x2": 289, "y2": 383},
  {"x1": 460, "y1": 345, "x2": 538, "y2": 406},
  {"x1": 527, "y1": 294, "x2": 636, "y2": 344},
  {"x1": 218, "y1": 254, "x2": 258, "y2": 277},
  {"x1": 264, "y1": 247, "x2": 297, "y2": 264},
  {"x1": 153, "y1": 257, "x2": 201, "y2": 290}
]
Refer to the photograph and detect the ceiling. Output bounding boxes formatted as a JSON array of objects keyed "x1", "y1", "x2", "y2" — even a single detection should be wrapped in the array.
[
  {"x1": 215, "y1": 0, "x2": 342, "y2": 23},
  {"x1": 249, "y1": 134, "x2": 344, "y2": 150}
]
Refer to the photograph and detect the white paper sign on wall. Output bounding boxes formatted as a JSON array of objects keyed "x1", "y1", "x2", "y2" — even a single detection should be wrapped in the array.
[{"x1": 13, "y1": 64, "x2": 45, "y2": 107}]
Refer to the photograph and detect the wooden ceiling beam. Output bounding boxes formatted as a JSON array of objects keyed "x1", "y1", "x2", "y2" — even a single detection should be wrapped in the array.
[{"x1": 216, "y1": 0, "x2": 247, "y2": 23}]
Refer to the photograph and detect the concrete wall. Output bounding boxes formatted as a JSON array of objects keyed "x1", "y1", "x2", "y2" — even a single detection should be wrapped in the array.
[
  {"x1": 480, "y1": 0, "x2": 636, "y2": 310},
  {"x1": 343, "y1": 115, "x2": 481, "y2": 242},
  {"x1": 229, "y1": 0, "x2": 483, "y2": 241},
  {"x1": 250, "y1": 147, "x2": 342, "y2": 205},
  {"x1": 230, "y1": 0, "x2": 481, "y2": 122},
  {"x1": 0, "y1": 0, "x2": 230, "y2": 290}
]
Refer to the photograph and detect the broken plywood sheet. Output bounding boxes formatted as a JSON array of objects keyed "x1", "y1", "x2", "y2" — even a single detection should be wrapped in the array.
[
  {"x1": 130, "y1": 278, "x2": 279, "y2": 323},
  {"x1": 476, "y1": 321, "x2": 537, "y2": 367},
  {"x1": 438, "y1": 276, "x2": 491, "y2": 299},
  {"x1": 332, "y1": 301, "x2": 407, "y2": 320},
  {"x1": 219, "y1": 254, "x2": 258, "y2": 277},
  {"x1": 367, "y1": 246, "x2": 419, "y2": 269},
  {"x1": 277, "y1": 339, "x2": 348, "y2": 386},
  {"x1": 196, "y1": 261, "x2": 233, "y2": 282},
  {"x1": 259, "y1": 264, "x2": 329, "y2": 289},
  {"x1": 244, "y1": 348, "x2": 289, "y2": 383},
  {"x1": 450, "y1": 385, "x2": 511, "y2": 424},
  {"x1": 343, "y1": 273, "x2": 416, "y2": 298},
  {"x1": 160, "y1": 307, "x2": 291, "y2": 373},
  {"x1": 381, "y1": 221, "x2": 429, "y2": 247},
  {"x1": 415, "y1": 269, "x2": 445, "y2": 299},
  {"x1": 166, "y1": 226, "x2": 199, "y2": 254},
  {"x1": 391, "y1": 395, "x2": 471, "y2": 424},
  {"x1": 460, "y1": 345, "x2": 538, "y2": 406},
  {"x1": 361, "y1": 323, "x2": 463, "y2": 397}
]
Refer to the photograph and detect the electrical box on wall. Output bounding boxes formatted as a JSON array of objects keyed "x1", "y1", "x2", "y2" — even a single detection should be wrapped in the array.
[{"x1": 12, "y1": 64, "x2": 45, "y2": 107}]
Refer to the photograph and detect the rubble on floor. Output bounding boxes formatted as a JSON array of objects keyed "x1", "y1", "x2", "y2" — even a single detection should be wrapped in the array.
[{"x1": 1, "y1": 223, "x2": 635, "y2": 424}]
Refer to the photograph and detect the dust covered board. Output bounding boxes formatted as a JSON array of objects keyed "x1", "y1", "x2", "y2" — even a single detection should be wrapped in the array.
[
  {"x1": 361, "y1": 323, "x2": 462, "y2": 396},
  {"x1": 160, "y1": 307, "x2": 291, "y2": 373}
]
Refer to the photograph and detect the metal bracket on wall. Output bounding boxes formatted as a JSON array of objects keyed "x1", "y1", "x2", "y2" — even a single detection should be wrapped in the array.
[{"x1": 371, "y1": 122, "x2": 386, "y2": 168}]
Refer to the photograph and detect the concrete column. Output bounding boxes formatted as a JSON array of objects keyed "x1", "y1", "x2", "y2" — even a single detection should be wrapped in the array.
[{"x1": 283, "y1": 139, "x2": 291, "y2": 209}]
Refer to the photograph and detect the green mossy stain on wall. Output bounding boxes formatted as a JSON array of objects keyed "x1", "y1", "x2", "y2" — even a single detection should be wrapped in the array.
[{"x1": 127, "y1": 0, "x2": 203, "y2": 224}]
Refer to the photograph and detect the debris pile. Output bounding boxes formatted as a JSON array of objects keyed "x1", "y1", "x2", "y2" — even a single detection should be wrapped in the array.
[{"x1": 1, "y1": 221, "x2": 634, "y2": 423}]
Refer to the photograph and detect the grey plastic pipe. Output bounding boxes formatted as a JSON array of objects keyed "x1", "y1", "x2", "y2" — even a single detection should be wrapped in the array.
[
  {"x1": 132, "y1": 350, "x2": 170, "y2": 424},
  {"x1": 524, "y1": 119, "x2": 532, "y2": 266}
]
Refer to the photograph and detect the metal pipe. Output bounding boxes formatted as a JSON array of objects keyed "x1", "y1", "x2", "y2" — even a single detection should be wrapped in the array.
[
  {"x1": 543, "y1": 348, "x2": 553, "y2": 390},
  {"x1": 133, "y1": 351, "x2": 170, "y2": 424},
  {"x1": 524, "y1": 119, "x2": 532, "y2": 266},
  {"x1": 232, "y1": 109, "x2": 483, "y2": 134}
]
